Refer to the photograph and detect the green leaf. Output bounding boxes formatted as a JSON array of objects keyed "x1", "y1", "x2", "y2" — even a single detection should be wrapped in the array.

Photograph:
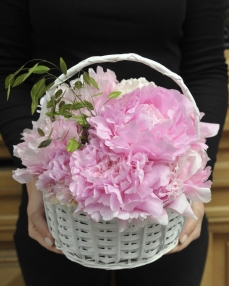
[
  {"x1": 38, "y1": 139, "x2": 52, "y2": 148},
  {"x1": 12, "y1": 63, "x2": 39, "y2": 88},
  {"x1": 13, "y1": 64, "x2": 25, "y2": 77},
  {"x1": 83, "y1": 100, "x2": 94, "y2": 110},
  {"x1": 31, "y1": 65, "x2": 50, "y2": 74},
  {"x1": 63, "y1": 111, "x2": 72, "y2": 118},
  {"x1": 26, "y1": 63, "x2": 40, "y2": 80},
  {"x1": 50, "y1": 106, "x2": 56, "y2": 121},
  {"x1": 74, "y1": 81, "x2": 83, "y2": 89},
  {"x1": 37, "y1": 128, "x2": 45, "y2": 137},
  {"x1": 68, "y1": 139, "x2": 82, "y2": 152},
  {"x1": 55, "y1": 89, "x2": 63, "y2": 98},
  {"x1": 12, "y1": 73, "x2": 28, "y2": 87},
  {"x1": 66, "y1": 138, "x2": 81, "y2": 152},
  {"x1": 55, "y1": 97, "x2": 62, "y2": 104},
  {"x1": 48, "y1": 127, "x2": 54, "y2": 139},
  {"x1": 60, "y1": 57, "x2": 67, "y2": 75},
  {"x1": 89, "y1": 77, "x2": 99, "y2": 89},
  {"x1": 71, "y1": 102, "x2": 86, "y2": 110},
  {"x1": 45, "y1": 111, "x2": 54, "y2": 117},
  {"x1": 7, "y1": 85, "x2": 11, "y2": 100},
  {"x1": 73, "y1": 114, "x2": 89, "y2": 127},
  {"x1": 31, "y1": 78, "x2": 46, "y2": 98},
  {"x1": 108, "y1": 91, "x2": 122, "y2": 99},
  {"x1": 31, "y1": 78, "x2": 46, "y2": 114},
  {"x1": 46, "y1": 97, "x2": 55, "y2": 108},
  {"x1": 59, "y1": 101, "x2": 65, "y2": 108},
  {"x1": 62, "y1": 104, "x2": 72, "y2": 110},
  {"x1": 83, "y1": 72, "x2": 91, "y2": 85},
  {"x1": 58, "y1": 103, "x2": 71, "y2": 116},
  {"x1": 5, "y1": 74, "x2": 15, "y2": 89},
  {"x1": 92, "y1": 92, "x2": 103, "y2": 97},
  {"x1": 5, "y1": 65, "x2": 26, "y2": 96},
  {"x1": 45, "y1": 82, "x2": 55, "y2": 91},
  {"x1": 5, "y1": 75, "x2": 14, "y2": 99}
]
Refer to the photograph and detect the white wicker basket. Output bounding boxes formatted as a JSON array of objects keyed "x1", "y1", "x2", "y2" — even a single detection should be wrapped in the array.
[
  {"x1": 42, "y1": 53, "x2": 199, "y2": 269},
  {"x1": 44, "y1": 200, "x2": 185, "y2": 269}
]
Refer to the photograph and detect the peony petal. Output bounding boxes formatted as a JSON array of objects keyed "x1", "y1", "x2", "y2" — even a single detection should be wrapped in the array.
[
  {"x1": 12, "y1": 169, "x2": 33, "y2": 184},
  {"x1": 118, "y1": 219, "x2": 128, "y2": 232},
  {"x1": 91, "y1": 211, "x2": 101, "y2": 222},
  {"x1": 148, "y1": 209, "x2": 169, "y2": 225},
  {"x1": 184, "y1": 184, "x2": 211, "y2": 203},
  {"x1": 200, "y1": 122, "x2": 219, "y2": 138},
  {"x1": 100, "y1": 206, "x2": 119, "y2": 221},
  {"x1": 166, "y1": 193, "x2": 196, "y2": 219},
  {"x1": 137, "y1": 194, "x2": 164, "y2": 216}
]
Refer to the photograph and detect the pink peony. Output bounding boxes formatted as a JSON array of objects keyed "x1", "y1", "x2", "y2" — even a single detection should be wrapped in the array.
[
  {"x1": 13, "y1": 116, "x2": 78, "y2": 183},
  {"x1": 88, "y1": 85, "x2": 200, "y2": 160},
  {"x1": 70, "y1": 137, "x2": 168, "y2": 224},
  {"x1": 69, "y1": 76, "x2": 218, "y2": 222},
  {"x1": 44, "y1": 66, "x2": 119, "y2": 119},
  {"x1": 12, "y1": 67, "x2": 219, "y2": 225},
  {"x1": 35, "y1": 146, "x2": 75, "y2": 206}
]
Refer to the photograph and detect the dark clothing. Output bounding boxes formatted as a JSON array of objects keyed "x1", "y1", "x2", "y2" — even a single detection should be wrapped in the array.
[
  {"x1": 0, "y1": 0, "x2": 228, "y2": 285},
  {"x1": 0, "y1": 0, "x2": 228, "y2": 164}
]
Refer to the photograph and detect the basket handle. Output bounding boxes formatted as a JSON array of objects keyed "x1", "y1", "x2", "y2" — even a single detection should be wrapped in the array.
[{"x1": 45, "y1": 53, "x2": 200, "y2": 133}]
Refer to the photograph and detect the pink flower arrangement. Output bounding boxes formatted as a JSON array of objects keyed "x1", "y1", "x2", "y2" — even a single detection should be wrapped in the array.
[{"x1": 13, "y1": 67, "x2": 219, "y2": 227}]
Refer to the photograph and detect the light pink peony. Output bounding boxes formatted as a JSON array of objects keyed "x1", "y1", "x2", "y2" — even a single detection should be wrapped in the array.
[
  {"x1": 12, "y1": 67, "x2": 219, "y2": 225},
  {"x1": 88, "y1": 85, "x2": 200, "y2": 160},
  {"x1": 70, "y1": 78, "x2": 219, "y2": 222},
  {"x1": 46, "y1": 66, "x2": 119, "y2": 118},
  {"x1": 13, "y1": 116, "x2": 79, "y2": 205},
  {"x1": 35, "y1": 146, "x2": 75, "y2": 206},
  {"x1": 70, "y1": 137, "x2": 168, "y2": 224}
]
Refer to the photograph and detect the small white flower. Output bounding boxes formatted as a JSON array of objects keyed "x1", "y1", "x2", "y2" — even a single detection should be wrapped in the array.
[{"x1": 117, "y1": 77, "x2": 156, "y2": 95}]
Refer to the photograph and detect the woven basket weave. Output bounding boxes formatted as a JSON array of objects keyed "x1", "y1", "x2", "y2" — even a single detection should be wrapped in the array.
[
  {"x1": 42, "y1": 53, "x2": 199, "y2": 269},
  {"x1": 44, "y1": 200, "x2": 185, "y2": 269}
]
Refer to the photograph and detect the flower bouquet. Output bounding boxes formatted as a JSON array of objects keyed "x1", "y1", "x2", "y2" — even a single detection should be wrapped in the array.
[{"x1": 6, "y1": 54, "x2": 219, "y2": 269}]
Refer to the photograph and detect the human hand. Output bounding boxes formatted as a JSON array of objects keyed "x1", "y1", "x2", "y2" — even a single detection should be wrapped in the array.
[
  {"x1": 168, "y1": 201, "x2": 205, "y2": 254},
  {"x1": 26, "y1": 178, "x2": 62, "y2": 254}
]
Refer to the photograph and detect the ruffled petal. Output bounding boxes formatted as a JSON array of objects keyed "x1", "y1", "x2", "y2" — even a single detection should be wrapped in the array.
[
  {"x1": 184, "y1": 184, "x2": 211, "y2": 203},
  {"x1": 167, "y1": 193, "x2": 196, "y2": 219}
]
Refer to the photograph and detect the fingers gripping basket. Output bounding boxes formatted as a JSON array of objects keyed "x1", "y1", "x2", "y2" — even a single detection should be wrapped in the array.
[{"x1": 43, "y1": 54, "x2": 200, "y2": 270}]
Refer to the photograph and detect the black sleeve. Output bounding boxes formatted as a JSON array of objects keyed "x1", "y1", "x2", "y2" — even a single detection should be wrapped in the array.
[
  {"x1": 0, "y1": 0, "x2": 228, "y2": 172},
  {"x1": 179, "y1": 0, "x2": 228, "y2": 170},
  {"x1": 0, "y1": 0, "x2": 38, "y2": 167}
]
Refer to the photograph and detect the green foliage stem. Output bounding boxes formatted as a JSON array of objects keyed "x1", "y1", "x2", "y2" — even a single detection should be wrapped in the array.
[{"x1": 5, "y1": 57, "x2": 122, "y2": 150}]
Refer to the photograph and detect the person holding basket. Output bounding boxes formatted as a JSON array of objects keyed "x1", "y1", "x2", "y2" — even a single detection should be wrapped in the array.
[{"x1": 0, "y1": 0, "x2": 228, "y2": 285}]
